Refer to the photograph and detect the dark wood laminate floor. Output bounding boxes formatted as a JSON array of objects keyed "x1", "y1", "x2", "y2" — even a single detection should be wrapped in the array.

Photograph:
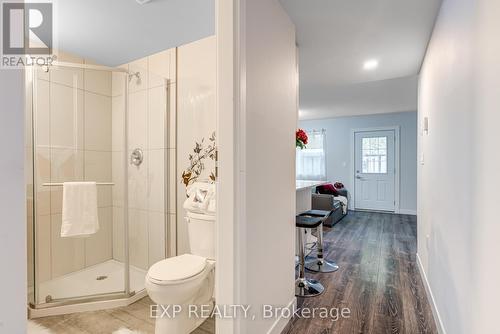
[{"x1": 282, "y1": 211, "x2": 437, "y2": 334}]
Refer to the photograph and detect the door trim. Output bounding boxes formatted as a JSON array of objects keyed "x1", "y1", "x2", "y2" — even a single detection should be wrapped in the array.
[
  {"x1": 350, "y1": 126, "x2": 401, "y2": 213},
  {"x1": 215, "y1": 0, "x2": 238, "y2": 333}
]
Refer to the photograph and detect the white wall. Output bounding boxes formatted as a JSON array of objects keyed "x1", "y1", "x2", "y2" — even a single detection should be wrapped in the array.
[
  {"x1": 474, "y1": 1, "x2": 500, "y2": 331},
  {"x1": 214, "y1": 0, "x2": 237, "y2": 331},
  {"x1": 177, "y1": 36, "x2": 217, "y2": 255},
  {"x1": 300, "y1": 111, "x2": 417, "y2": 213},
  {"x1": 418, "y1": 0, "x2": 500, "y2": 332},
  {"x1": 0, "y1": 70, "x2": 27, "y2": 332},
  {"x1": 239, "y1": 0, "x2": 297, "y2": 333}
]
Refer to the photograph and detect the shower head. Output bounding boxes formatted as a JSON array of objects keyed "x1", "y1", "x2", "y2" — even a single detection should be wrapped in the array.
[{"x1": 128, "y1": 72, "x2": 141, "y2": 83}]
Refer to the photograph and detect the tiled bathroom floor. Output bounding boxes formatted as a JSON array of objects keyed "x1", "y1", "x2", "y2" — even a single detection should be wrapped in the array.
[{"x1": 32, "y1": 297, "x2": 215, "y2": 334}]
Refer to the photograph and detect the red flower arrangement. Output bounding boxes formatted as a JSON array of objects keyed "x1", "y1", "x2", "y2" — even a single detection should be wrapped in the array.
[{"x1": 296, "y1": 129, "x2": 308, "y2": 149}]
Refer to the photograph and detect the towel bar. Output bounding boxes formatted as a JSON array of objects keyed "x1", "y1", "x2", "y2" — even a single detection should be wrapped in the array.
[{"x1": 42, "y1": 182, "x2": 115, "y2": 186}]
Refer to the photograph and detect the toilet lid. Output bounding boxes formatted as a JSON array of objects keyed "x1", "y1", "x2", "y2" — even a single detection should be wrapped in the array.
[{"x1": 148, "y1": 254, "x2": 207, "y2": 283}]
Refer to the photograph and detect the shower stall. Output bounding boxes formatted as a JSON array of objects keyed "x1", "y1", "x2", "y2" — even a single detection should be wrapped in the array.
[{"x1": 26, "y1": 55, "x2": 175, "y2": 316}]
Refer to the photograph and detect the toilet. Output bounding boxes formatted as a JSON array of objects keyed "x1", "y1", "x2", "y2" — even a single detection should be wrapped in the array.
[{"x1": 146, "y1": 183, "x2": 216, "y2": 334}]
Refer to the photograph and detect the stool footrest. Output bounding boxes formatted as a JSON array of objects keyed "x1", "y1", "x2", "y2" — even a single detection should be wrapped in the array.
[
  {"x1": 296, "y1": 215, "x2": 323, "y2": 228},
  {"x1": 299, "y1": 209, "x2": 332, "y2": 218}
]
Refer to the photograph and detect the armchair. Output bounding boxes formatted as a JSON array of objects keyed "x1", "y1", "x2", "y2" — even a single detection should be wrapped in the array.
[{"x1": 311, "y1": 189, "x2": 348, "y2": 227}]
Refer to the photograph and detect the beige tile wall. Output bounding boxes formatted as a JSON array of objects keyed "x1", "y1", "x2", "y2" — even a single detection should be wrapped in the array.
[
  {"x1": 34, "y1": 52, "x2": 114, "y2": 287},
  {"x1": 112, "y1": 48, "x2": 177, "y2": 271},
  {"x1": 176, "y1": 36, "x2": 217, "y2": 255}
]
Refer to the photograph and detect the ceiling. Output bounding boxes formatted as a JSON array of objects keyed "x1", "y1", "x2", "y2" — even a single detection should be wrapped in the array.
[
  {"x1": 54, "y1": 0, "x2": 214, "y2": 66},
  {"x1": 280, "y1": 0, "x2": 442, "y2": 120}
]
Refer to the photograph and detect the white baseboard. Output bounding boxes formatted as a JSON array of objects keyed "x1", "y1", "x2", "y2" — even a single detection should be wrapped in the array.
[
  {"x1": 416, "y1": 254, "x2": 446, "y2": 334},
  {"x1": 266, "y1": 297, "x2": 296, "y2": 334},
  {"x1": 398, "y1": 209, "x2": 417, "y2": 215}
]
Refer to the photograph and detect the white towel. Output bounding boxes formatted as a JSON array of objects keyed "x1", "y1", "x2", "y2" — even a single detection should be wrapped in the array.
[
  {"x1": 61, "y1": 182, "x2": 99, "y2": 237},
  {"x1": 184, "y1": 182, "x2": 216, "y2": 214}
]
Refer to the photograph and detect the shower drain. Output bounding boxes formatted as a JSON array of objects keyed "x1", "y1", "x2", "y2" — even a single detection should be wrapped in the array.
[{"x1": 96, "y1": 275, "x2": 108, "y2": 281}]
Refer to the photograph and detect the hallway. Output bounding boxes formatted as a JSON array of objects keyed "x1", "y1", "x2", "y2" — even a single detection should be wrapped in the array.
[{"x1": 283, "y1": 211, "x2": 437, "y2": 334}]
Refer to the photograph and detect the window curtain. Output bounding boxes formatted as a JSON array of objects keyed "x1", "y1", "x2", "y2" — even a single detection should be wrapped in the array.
[{"x1": 296, "y1": 129, "x2": 326, "y2": 180}]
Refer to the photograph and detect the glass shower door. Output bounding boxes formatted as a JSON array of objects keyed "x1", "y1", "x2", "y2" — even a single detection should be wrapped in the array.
[
  {"x1": 31, "y1": 62, "x2": 129, "y2": 304},
  {"x1": 126, "y1": 66, "x2": 171, "y2": 294},
  {"x1": 29, "y1": 55, "x2": 173, "y2": 308}
]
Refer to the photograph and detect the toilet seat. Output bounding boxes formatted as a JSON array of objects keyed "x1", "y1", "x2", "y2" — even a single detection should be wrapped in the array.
[{"x1": 147, "y1": 254, "x2": 207, "y2": 285}]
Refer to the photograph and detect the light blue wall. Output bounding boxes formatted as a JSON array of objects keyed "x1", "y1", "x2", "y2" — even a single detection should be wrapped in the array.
[{"x1": 300, "y1": 111, "x2": 417, "y2": 213}]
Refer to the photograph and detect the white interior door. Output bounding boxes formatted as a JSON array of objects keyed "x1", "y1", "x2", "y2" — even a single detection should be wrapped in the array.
[{"x1": 354, "y1": 130, "x2": 396, "y2": 211}]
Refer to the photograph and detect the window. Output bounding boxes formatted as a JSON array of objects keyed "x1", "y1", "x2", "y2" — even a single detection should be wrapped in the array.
[
  {"x1": 361, "y1": 136, "x2": 387, "y2": 173},
  {"x1": 296, "y1": 129, "x2": 326, "y2": 180}
]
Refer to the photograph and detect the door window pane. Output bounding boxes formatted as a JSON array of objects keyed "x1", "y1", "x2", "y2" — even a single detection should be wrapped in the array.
[{"x1": 362, "y1": 137, "x2": 387, "y2": 173}]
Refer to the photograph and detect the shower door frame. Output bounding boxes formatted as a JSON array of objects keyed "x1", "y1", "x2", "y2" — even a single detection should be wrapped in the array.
[{"x1": 28, "y1": 61, "x2": 134, "y2": 310}]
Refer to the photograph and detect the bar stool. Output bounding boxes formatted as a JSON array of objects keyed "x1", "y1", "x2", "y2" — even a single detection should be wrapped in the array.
[
  {"x1": 295, "y1": 215, "x2": 325, "y2": 297},
  {"x1": 299, "y1": 209, "x2": 339, "y2": 273}
]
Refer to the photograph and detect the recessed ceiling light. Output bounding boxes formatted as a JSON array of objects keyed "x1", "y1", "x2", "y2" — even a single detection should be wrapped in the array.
[{"x1": 363, "y1": 59, "x2": 379, "y2": 71}]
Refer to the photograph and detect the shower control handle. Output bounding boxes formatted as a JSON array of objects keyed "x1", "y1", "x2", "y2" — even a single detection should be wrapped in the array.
[{"x1": 130, "y1": 148, "x2": 144, "y2": 167}]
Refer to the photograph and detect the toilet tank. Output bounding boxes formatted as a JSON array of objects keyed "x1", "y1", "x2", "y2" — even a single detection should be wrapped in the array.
[{"x1": 186, "y1": 211, "x2": 215, "y2": 260}]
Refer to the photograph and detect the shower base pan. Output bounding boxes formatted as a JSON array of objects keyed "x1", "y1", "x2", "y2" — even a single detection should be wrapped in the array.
[{"x1": 29, "y1": 260, "x2": 148, "y2": 318}]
